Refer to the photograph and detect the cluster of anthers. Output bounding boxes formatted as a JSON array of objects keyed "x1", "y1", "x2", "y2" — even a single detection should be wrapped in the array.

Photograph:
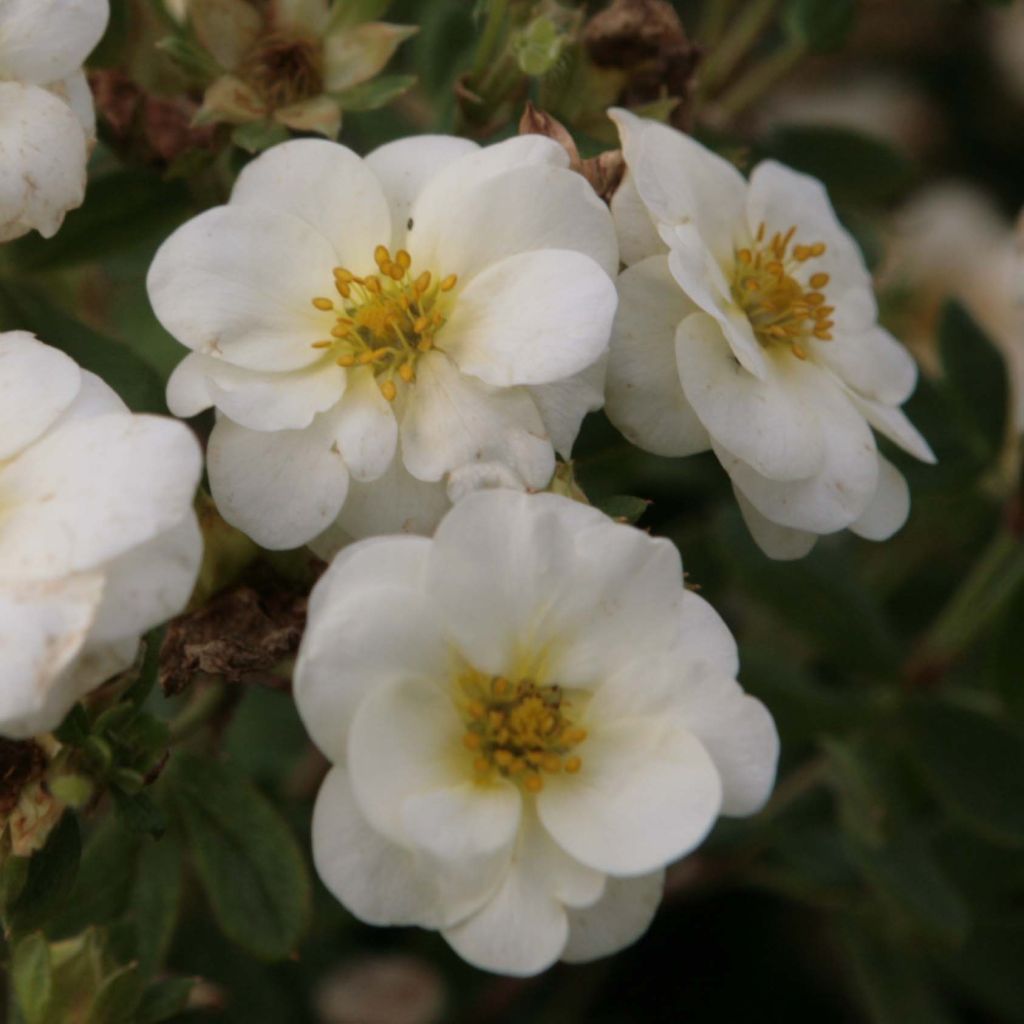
[
  {"x1": 310, "y1": 245, "x2": 458, "y2": 401},
  {"x1": 732, "y1": 222, "x2": 834, "y2": 360},
  {"x1": 457, "y1": 671, "x2": 587, "y2": 794}
]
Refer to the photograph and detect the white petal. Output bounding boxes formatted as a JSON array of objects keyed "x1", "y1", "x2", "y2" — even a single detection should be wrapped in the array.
[
  {"x1": 147, "y1": 204, "x2": 339, "y2": 372},
  {"x1": 440, "y1": 249, "x2": 616, "y2": 388},
  {"x1": 47, "y1": 70, "x2": 96, "y2": 141},
  {"x1": 677, "y1": 590, "x2": 740, "y2": 680},
  {"x1": 418, "y1": 162, "x2": 619, "y2": 281},
  {"x1": 848, "y1": 390, "x2": 936, "y2": 463},
  {"x1": 0, "y1": 574, "x2": 103, "y2": 739},
  {"x1": 331, "y1": 456, "x2": 451, "y2": 542},
  {"x1": 562, "y1": 870, "x2": 665, "y2": 964},
  {"x1": 0, "y1": 0, "x2": 108, "y2": 84},
  {"x1": 230, "y1": 140, "x2": 392, "y2": 273},
  {"x1": 207, "y1": 411, "x2": 349, "y2": 549},
  {"x1": 332, "y1": 367, "x2": 397, "y2": 481},
  {"x1": 166, "y1": 351, "x2": 346, "y2": 430},
  {"x1": 735, "y1": 486, "x2": 818, "y2": 560},
  {"x1": 88, "y1": 513, "x2": 202, "y2": 646},
  {"x1": 610, "y1": 169, "x2": 665, "y2": 267},
  {"x1": 52, "y1": 370, "x2": 127, "y2": 424},
  {"x1": 850, "y1": 454, "x2": 910, "y2": 541},
  {"x1": 365, "y1": 136, "x2": 479, "y2": 250},
  {"x1": 0, "y1": 82, "x2": 87, "y2": 241},
  {"x1": 670, "y1": 674, "x2": 779, "y2": 816},
  {"x1": 818, "y1": 325, "x2": 918, "y2": 405},
  {"x1": 676, "y1": 312, "x2": 823, "y2": 480},
  {"x1": 312, "y1": 765, "x2": 444, "y2": 928},
  {"x1": 527, "y1": 355, "x2": 606, "y2": 459},
  {"x1": 538, "y1": 717, "x2": 722, "y2": 876},
  {"x1": 719, "y1": 374, "x2": 879, "y2": 533},
  {"x1": 446, "y1": 461, "x2": 527, "y2": 505},
  {"x1": 610, "y1": 108, "x2": 746, "y2": 265},
  {"x1": 0, "y1": 414, "x2": 202, "y2": 581},
  {"x1": 605, "y1": 255, "x2": 710, "y2": 457},
  {"x1": 0, "y1": 331, "x2": 80, "y2": 459},
  {"x1": 399, "y1": 352, "x2": 554, "y2": 487}
]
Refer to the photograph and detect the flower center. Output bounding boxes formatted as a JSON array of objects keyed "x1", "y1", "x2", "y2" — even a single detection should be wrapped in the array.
[
  {"x1": 456, "y1": 670, "x2": 586, "y2": 794},
  {"x1": 732, "y1": 222, "x2": 835, "y2": 360},
  {"x1": 241, "y1": 30, "x2": 323, "y2": 109},
  {"x1": 310, "y1": 245, "x2": 458, "y2": 401}
]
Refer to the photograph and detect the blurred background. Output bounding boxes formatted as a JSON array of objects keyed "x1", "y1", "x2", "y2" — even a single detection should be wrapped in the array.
[{"x1": 1, "y1": 0, "x2": 1022, "y2": 1021}]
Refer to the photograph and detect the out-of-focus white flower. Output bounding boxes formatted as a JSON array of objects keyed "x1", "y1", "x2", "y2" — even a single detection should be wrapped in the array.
[
  {"x1": 149, "y1": 135, "x2": 618, "y2": 552},
  {"x1": 0, "y1": 0, "x2": 109, "y2": 241},
  {"x1": 295, "y1": 489, "x2": 778, "y2": 976},
  {"x1": 0, "y1": 331, "x2": 203, "y2": 738},
  {"x1": 887, "y1": 183, "x2": 1024, "y2": 432},
  {"x1": 605, "y1": 110, "x2": 935, "y2": 560}
]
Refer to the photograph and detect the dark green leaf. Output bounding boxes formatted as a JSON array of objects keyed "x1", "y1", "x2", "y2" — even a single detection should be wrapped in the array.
[
  {"x1": 90, "y1": 962, "x2": 144, "y2": 1024},
  {"x1": 12, "y1": 933, "x2": 53, "y2": 1024},
  {"x1": 783, "y1": 0, "x2": 856, "y2": 52},
  {"x1": 231, "y1": 121, "x2": 290, "y2": 154},
  {"x1": 594, "y1": 494, "x2": 650, "y2": 524},
  {"x1": 937, "y1": 300, "x2": 1009, "y2": 469},
  {"x1": 113, "y1": 791, "x2": 167, "y2": 840},
  {"x1": 54, "y1": 705, "x2": 91, "y2": 747},
  {"x1": 135, "y1": 977, "x2": 196, "y2": 1024},
  {"x1": 167, "y1": 752, "x2": 311, "y2": 960},
  {"x1": 335, "y1": 73, "x2": 417, "y2": 111},
  {"x1": 8, "y1": 814, "x2": 81, "y2": 935},
  {"x1": 902, "y1": 699, "x2": 1024, "y2": 846},
  {"x1": 132, "y1": 833, "x2": 183, "y2": 978}
]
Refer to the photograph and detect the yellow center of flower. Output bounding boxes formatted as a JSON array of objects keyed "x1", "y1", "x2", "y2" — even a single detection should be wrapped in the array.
[
  {"x1": 457, "y1": 670, "x2": 587, "y2": 794},
  {"x1": 310, "y1": 245, "x2": 457, "y2": 401},
  {"x1": 732, "y1": 222, "x2": 835, "y2": 360}
]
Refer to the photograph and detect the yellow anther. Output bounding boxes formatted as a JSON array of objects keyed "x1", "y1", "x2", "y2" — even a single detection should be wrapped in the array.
[
  {"x1": 364, "y1": 276, "x2": 381, "y2": 295},
  {"x1": 737, "y1": 249, "x2": 752, "y2": 264},
  {"x1": 335, "y1": 281, "x2": 351, "y2": 298},
  {"x1": 564, "y1": 757, "x2": 582, "y2": 774},
  {"x1": 462, "y1": 732, "x2": 481, "y2": 751},
  {"x1": 417, "y1": 338, "x2": 433, "y2": 352},
  {"x1": 387, "y1": 263, "x2": 404, "y2": 281},
  {"x1": 440, "y1": 274, "x2": 458, "y2": 292},
  {"x1": 744, "y1": 279, "x2": 760, "y2": 291},
  {"x1": 374, "y1": 244, "x2": 390, "y2": 267},
  {"x1": 336, "y1": 354, "x2": 356, "y2": 366},
  {"x1": 488, "y1": 710, "x2": 504, "y2": 730},
  {"x1": 806, "y1": 293, "x2": 825, "y2": 306},
  {"x1": 399, "y1": 363, "x2": 415, "y2": 383},
  {"x1": 810, "y1": 242, "x2": 826, "y2": 256},
  {"x1": 312, "y1": 297, "x2": 334, "y2": 311},
  {"x1": 415, "y1": 271, "x2": 431, "y2": 294},
  {"x1": 413, "y1": 316, "x2": 429, "y2": 334},
  {"x1": 494, "y1": 749, "x2": 514, "y2": 768},
  {"x1": 331, "y1": 325, "x2": 351, "y2": 338},
  {"x1": 396, "y1": 249, "x2": 412, "y2": 270},
  {"x1": 380, "y1": 379, "x2": 397, "y2": 402},
  {"x1": 563, "y1": 727, "x2": 588, "y2": 745},
  {"x1": 792, "y1": 343, "x2": 808, "y2": 360},
  {"x1": 334, "y1": 267, "x2": 354, "y2": 283},
  {"x1": 524, "y1": 775, "x2": 544, "y2": 794},
  {"x1": 509, "y1": 758, "x2": 526, "y2": 776},
  {"x1": 473, "y1": 756, "x2": 490, "y2": 774},
  {"x1": 493, "y1": 677, "x2": 509, "y2": 697},
  {"x1": 813, "y1": 328, "x2": 833, "y2": 341},
  {"x1": 756, "y1": 222, "x2": 766, "y2": 242},
  {"x1": 311, "y1": 340, "x2": 333, "y2": 349},
  {"x1": 766, "y1": 260, "x2": 784, "y2": 276},
  {"x1": 809, "y1": 272, "x2": 830, "y2": 289},
  {"x1": 794, "y1": 245, "x2": 811, "y2": 261},
  {"x1": 542, "y1": 754, "x2": 562, "y2": 773}
]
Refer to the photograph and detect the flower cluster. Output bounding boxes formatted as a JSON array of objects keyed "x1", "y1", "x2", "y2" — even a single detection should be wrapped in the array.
[
  {"x1": 0, "y1": 331, "x2": 202, "y2": 738},
  {"x1": 0, "y1": 0, "x2": 109, "y2": 241}
]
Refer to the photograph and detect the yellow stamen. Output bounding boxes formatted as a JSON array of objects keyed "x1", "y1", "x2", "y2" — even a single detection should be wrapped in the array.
[
  {"x1": 380, "y1": 379, "x2": 397, "y2": 401},
  {"x1": 440, "y1": 274, "x2": 458, "y2": 292},
  {"x1": 312, "y1": 297, "x2": 334, "y2": 311}
]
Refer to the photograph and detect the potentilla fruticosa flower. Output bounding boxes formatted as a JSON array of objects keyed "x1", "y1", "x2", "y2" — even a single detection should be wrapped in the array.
[
  {"x1": 295, "y1": 489, "x2": 778, "y2": 975},
  {"x1": 149, "y1": 135, "x2": 619, "y2": 551},
  {"x1": 0, "y1": 0, "x2": 108, "y2": 241},
  {"x1": 0, "y1": 332, "x2": 203, "y2": 738},
  {"x1": 605, "y1": 110, "x2": 936, "y2": 560}
]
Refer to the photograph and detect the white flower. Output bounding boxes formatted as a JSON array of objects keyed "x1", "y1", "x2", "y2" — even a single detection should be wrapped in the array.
[
  {"x1": 0, "y1": 0, "x2": 109, "y2": 242},
  {"x1": 148, "y1": 135, "x2": 619, "y2": 552},
  {"x1": 0, "y1": 331, "x2": 203, "y2": 738},
  {"x1": 294, "y1": 489, "x2": 778, "y2": 976},
  {"x1": 605, "y1": 110, "x2": 936, "y2": 560}
]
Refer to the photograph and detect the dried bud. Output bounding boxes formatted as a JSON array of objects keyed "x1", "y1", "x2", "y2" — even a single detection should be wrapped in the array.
[{"x1": 0, "y1": 738, "x2": 64, "y2": 857}]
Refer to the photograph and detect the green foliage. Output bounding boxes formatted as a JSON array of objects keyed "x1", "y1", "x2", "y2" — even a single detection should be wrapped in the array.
[
  {"x1": 8, "y1": 815, "x2": 82, "y2": 936},
  {"x1": 783, "y1": 0, "x2": 856, "y2": 53},
  {"x1": 594, "y1": 494, "x2": 650, "y2": 524}
]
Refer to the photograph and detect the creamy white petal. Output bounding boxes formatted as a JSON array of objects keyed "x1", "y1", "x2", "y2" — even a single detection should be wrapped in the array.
[
  {"x1": 538, "y1": 717, "x2": 722, "y2": 876},
  {"x1": 610, "y1": 169, "x2": 665, "y2": 267},
  {"x1": 440, "y1": 249, "x2": 616, "y2": 388},
  {"x1": 51, "y1": 370, "x2": 127, "y2": 424},
  {"x1": 399, "y1": 352, "x2": 554, "y2": 487},
  {"x1": 88, "y1": 513, "x2": 202, "y2": 646},
  {"x1": 847, "y1": 390, "x2": 937, "y2": 464},
  {"x1": 418, "y1": 162, "x2": 619, "y2": 280},
  {"x1": 676, "y1": 312, "x2": 823, "y2": 480},
  {"x1": 0, "y1": 414, "x2": 201, "y2": 581},
  {"x1": 605, "y1": 255, "x2": 710, "y2": 457},
  {"x1": 167, "y1": 351, "x2": 346, "y2": 430},
  {"x1": 0, "y1": 82, "x2": 87, "y2": 242},
  {"x1": 47, "y1": 70, "x2": 96, "y2": 141},
  {"x1": 206, "y1": 411, "x2": 349, "y2": 550},
  {"x1": 0, "y1": 0, "x2": 108, "y2": 84},
  {"x1": 0, "y1": 574, "x2": 103, "y2": 739},
  {"x1": 817, "y1": 325, "x2": 918, "y2": 405},
  {"x1": 230, "y1": 140, "x2": 391, "y2": 273},
  {"x1": 0, "y1": 331, "x2": 80, "y2": 459},
  {"x1": 446, "y1": 461, "x2": 526, "y2": 505},
  {"x1": 610, "y1": 108, "x2": 746, "y2": 265},
  {"x1": 147, "y1": 204, "x2": 338, "y2": 372},
  {"x1": 562, "y1": 870, "x2": 665, "y2": 964},
  {"x1": 313, "y1": 765, "x2": 443, "y2": 928},
  {"x1": 735, "y1": 486, "x2": 818, "y2": 560},
  {"x1": 527, "y1": 355, "x2": 606, "y2": 459},
  {"x1": 365, "y1": 135, "x2": 479, "y2": 248},
  {"x1": 332, "y1": 367, "x2": 397, "y2": 482},
  {"x1": 850, "y1": 454, "x2": 910, "y2": 541}
]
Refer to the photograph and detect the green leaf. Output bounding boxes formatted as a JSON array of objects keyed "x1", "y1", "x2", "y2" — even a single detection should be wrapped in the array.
[
  {"x1": 0, "y1": 282, "x2": 167, "y2": 414},
  {"x1": 12, "y1": 933, "x2": 53, "y2": 1024},
  {"x1": 334, "y1": 73, "x2": 417, "y2": 111},
  {"x1": 135, "y1": 977, "x2": 196, "y2": 1024},
  {"x1": 90, "y1": 962, "x2": 144, "y2": 1024},
  {"x1": 594, "y1": 494, "x2": 650, "y2": 524},
  {"x1": 327, "y1": 0, "x2": 391, "y2": 30},
  {"x1": 167, "y1": 752, "x2": 311, "y2": 960},
  {"x1": 132, "y1": 833, "x2": 183, "y2": 978},
  {"x1": 937, "y1": 300, "x2": 1009, "y2": 468},
  {"x1": 231, "y1": 120, "x2": 290, "y2": 153},
  {"x1": 783, "y1": 0, "x2": 856, "y2": 53},
  {"x1": 54, "y1": 705, "x2": 91, "y2": 747},
  {"x1": 113, "y1": 791, "x2": 167, "y2": 840},
  {"x1": 902, "y1": 699, "x2": 1024, "y2": 846},
  {"x1": 8, "y1": 814, "x2": 82, "y2": 935}
]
